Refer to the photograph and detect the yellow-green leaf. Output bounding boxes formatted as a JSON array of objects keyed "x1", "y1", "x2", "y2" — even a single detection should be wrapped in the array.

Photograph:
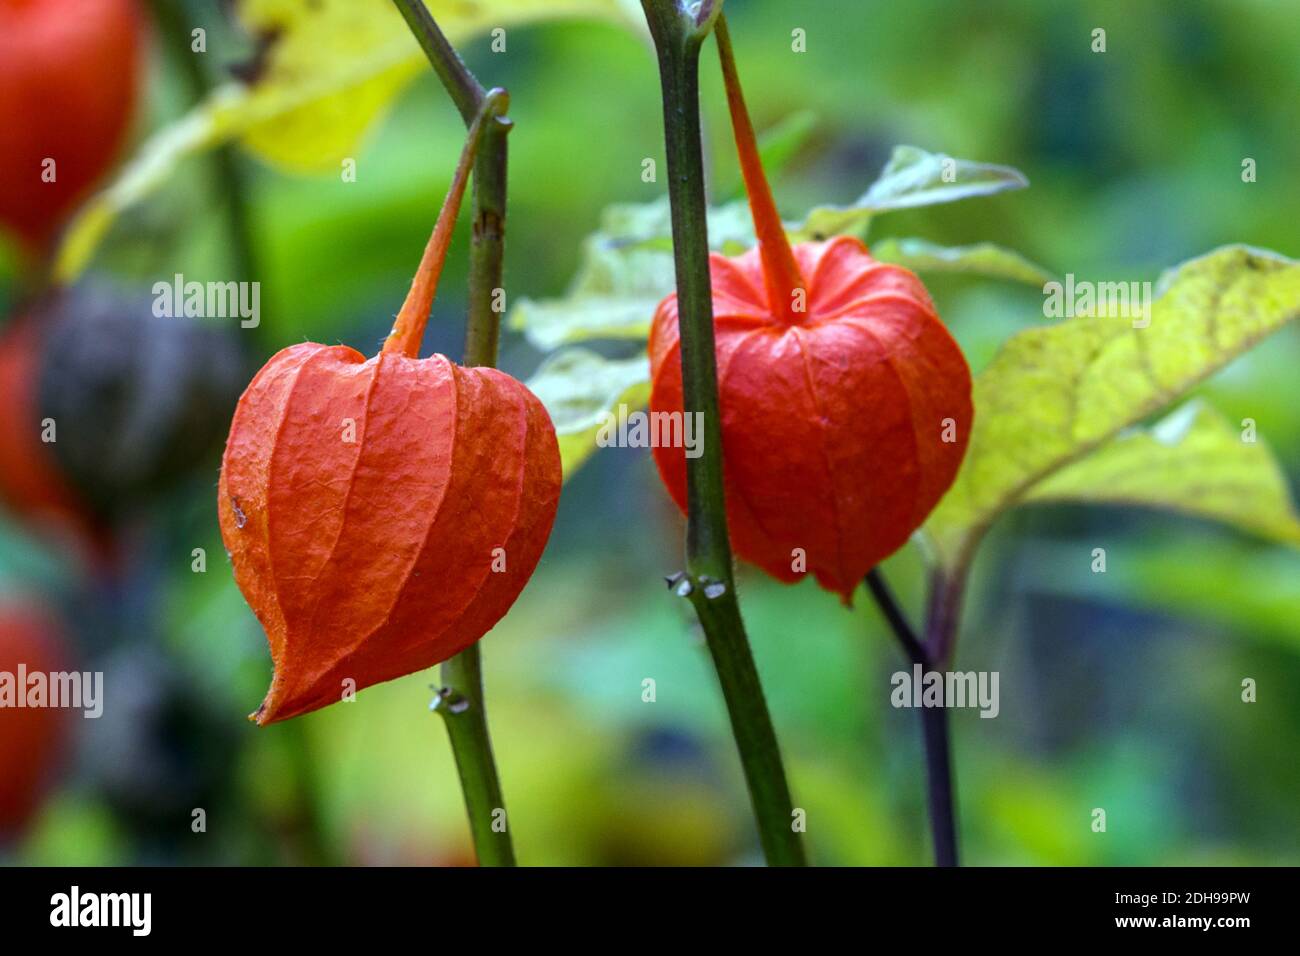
[
  {"x1": 236, "y1": 0, "x2": 639, "y2": 171},
  {"x1": 525, "y1": 347, "x2": 651, "y2": 479},
  {"x1": 871, "y1": 237, "x2": 1054, "y2": 287},
  {"x1": 924, "y1": 244, "x2": 1300, "y2": 570},
  {"x1": 1026, "y1": 400, "x2": 1300, "y2": 545},
  {"x1": 234, "y1": 0, "x2": 424, "y2": 172}
]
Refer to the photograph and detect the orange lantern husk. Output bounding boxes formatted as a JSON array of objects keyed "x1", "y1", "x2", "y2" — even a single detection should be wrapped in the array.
[
  {"x1": 219, "y1": 112, "x2": 561, "y2": 724},
  {"x1": 648, "y1": 20, "x2": 973, "y2": 602}
]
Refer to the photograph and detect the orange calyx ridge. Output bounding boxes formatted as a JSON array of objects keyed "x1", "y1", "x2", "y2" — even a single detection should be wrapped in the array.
[
  {"x1": 715, "y1": 16, "x2": 806, "y2": 325},
  {"x1": 383, "y1": 90, "x2": 509, "y2": 359}
]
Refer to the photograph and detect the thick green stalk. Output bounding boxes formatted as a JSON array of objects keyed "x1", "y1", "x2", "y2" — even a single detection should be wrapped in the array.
[
  {"x1": 464, "y1": 117, "x2": 508, "y2": 367},
  {"x1": 641, "y1": 0, "x2": 806, "y2": 867},
  {"x1": 433, "y1": 646, "x2": 515, "y2": 866},
  {"x1": 393, "y1": 0, "x2": 515, "y2": 867},
  {"x1": 391, "y1": 0, "x2": 511, "y2": 364}
]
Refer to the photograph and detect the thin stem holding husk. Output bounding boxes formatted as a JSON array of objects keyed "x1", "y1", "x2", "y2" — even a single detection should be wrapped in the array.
[
  {"x1": 864, "y1": 569, "x2": 960, "y2": 866},
  {"x1": 391, "y1": 0, "x2": 513, "y2": 369},
  {"x1": 382, "y1": 93, "x2": 505, "y2": 358},
  {"x1": 714, "y1": 15, "x2": 805, "y2": 322},
  {"x1": 392, "y1": 0, "x2": 516, "y2": 867}
]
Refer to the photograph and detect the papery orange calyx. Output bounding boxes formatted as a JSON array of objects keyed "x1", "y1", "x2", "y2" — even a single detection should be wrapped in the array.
[
  {"x1": 218, "y1": 97, "x2": 560, "y2": 724},
  {"x1": 647, "y1": 17, "x2": 974, "y2": 602},
  {"x1": 220, "y1": 344, "x2": 561, "y2": 724}
]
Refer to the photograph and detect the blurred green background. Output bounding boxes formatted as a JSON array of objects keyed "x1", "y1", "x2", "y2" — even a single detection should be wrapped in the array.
[{"x1": 1, "y1": 0, "x2": 1298, "y2": 865}]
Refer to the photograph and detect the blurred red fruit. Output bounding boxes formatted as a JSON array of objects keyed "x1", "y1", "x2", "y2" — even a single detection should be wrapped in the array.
[
  {"x1": 0, "y1": 600, "x2": 72, "y2": 837},
  {"x1": 0, "y1": 317, "x2": 100, "y2": 547},
  {"x1": 0, "y1": 0, "x2": 146, "y2": 252}
]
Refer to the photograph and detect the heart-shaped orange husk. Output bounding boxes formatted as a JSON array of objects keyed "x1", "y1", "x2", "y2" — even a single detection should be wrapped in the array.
[
  {"x1": 648, "y1": 21, "x2": 972, "y2": 602},
  {"x1": 219, "y1": 347, "x2": 560, "y2": 724},
  {"x1": 219, "y1": 108, "x2": 561, "y2": 724}
]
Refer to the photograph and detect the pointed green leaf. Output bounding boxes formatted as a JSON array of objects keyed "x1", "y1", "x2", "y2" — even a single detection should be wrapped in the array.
[
  {"x1": 791, "y1": 145, "x2": 1029, "y2": 241},
  {"x1": 925, "y1": 245, "x2": 1300, "y2": 570},
  {"x1": 871, "y1": 237, "x2": 1054, "y2": 287},
  {"x1": 234, "y1": 0, "x2": 422, "y2": 172},
  {"x1": 1026, "y1": 400, "x2": 1300, "y2": 545},
  {"x1": 525, "y1": 347, "x2": 651, "y2": 479}
]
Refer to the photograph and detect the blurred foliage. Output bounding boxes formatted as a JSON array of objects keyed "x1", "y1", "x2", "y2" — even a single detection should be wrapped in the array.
[
  {"x1": 870, "y1": 236, "x2": 1055, "y2": 286},
  {"x1": 1, "y1": 0, "x2": 1298, "y2": 866},
  {"x1": 53, "y1": 0, "x2": 641, "y2": 282},
  {"x1": 525, "y1": 348, "x2": 650, "y2": 478},
  {"x1": 790, "y1": 143, "x2": 1028, "y2": 240}
]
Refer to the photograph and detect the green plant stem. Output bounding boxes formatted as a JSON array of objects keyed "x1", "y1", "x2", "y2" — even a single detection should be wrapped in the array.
[
  {"x1": 863, "y1": 569, "x2": 959, "y2": 866},
  {"x1": 393, "y1": 0, "x2": 515, "y2": 867},
  {"x1": 464, "y1": 117, "x2": 508, "y2": 366},
  {"x1": 434, "y1": 648, "x2": 516, "y2": 866},
  {"x1": 392, "y1": 0, "x2": 482, "y2": 118},
  {"x1": 642, "y1": 0, "x2": 805, "y2": 867}
]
